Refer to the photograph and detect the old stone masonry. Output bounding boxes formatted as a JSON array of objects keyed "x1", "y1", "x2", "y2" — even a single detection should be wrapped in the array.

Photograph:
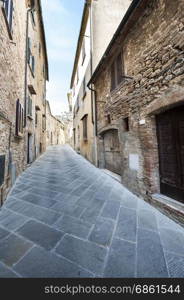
[{"x1": 0, "y1": 146, "x2": 183, "y2": 278}]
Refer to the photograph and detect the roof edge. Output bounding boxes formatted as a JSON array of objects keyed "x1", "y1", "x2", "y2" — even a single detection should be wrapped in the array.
[
  {"x1": 88, "y1": 0, "x2": 146, "y2": 86},
  {"x1": 70, "y1": 1, "x2": 91, "y2": 89}
]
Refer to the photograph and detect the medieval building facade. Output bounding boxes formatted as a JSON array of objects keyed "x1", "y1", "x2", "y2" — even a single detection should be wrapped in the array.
[
  {"x1": 89, "y1": 0, "x2": 184, "y2": 224},
  {"x1": 0, "y1": 0, "x2": 48, "y2": 204},
  {"x1": 70, "y1": 0, "x2": 132, "y2": 163},
  {"x1": 46, "y1": 101, "x2": 65, "y2": 147}
]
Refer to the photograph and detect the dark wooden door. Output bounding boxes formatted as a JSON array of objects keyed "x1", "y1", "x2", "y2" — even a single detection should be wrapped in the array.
[
  {"x1": 103, "y1": 129, "x2": 121, "y2": 175},
  {"x1": 156, "y1": 106, "x2": 184, "y2": 203}
]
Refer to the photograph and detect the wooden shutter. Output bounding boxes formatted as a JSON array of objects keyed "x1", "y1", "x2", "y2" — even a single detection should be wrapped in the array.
[
  {"x1": 83, "y1": 115, "x2": 88, "y2": 140},
  {"x1": 83, "y1": 76, "x2": 86, "y2": 97},
  {"x1": 32, "y1": 56, "x2": 35, "y2": 74},
  {"x1": 8, "y1": 0, "x2": 13, "y2": 31},
  {"x1": 4, "y1": 0, "x2": 9, "y2": 17},
  {"x1": 15, "y1": 99, "x2": 23, "y2": 136},
  {"x1": 15, "y1": 99, "x2": 19, "y2": 136}
]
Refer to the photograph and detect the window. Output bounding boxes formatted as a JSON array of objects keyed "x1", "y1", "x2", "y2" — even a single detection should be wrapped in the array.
[
  {"x1": 73, "y1": 128, "x2": 76, "y2": 146},
  {"x1": 28, "y1": 37, "x2": 35, "y2": 75},
  {"x1": 110, "y1": 52, "x2": 124, "y2": 91},
  {"x1": 15, "y1": 99, "x2": 24, "y2": 136},
  {"x1": 43, "y1": 64, "x2": 45, "y2": 78},
  {"x1": 30, "y1": 9, "x2": 35, "y2": 26},
  {"x1": 27, "y1": 96, "x2": 32, "y2": 117},
  {"x1": 123, "y1": 117, "x2": 129, "y2": 132},
  {"x1": 107, "y1": 114, "x2": 111, "y2": 124},
  {"x1": 82, "y1": 39, "x2": 86, "y2": 65},
  {"x1": 3, "y1": 0, "x2": 13, "y2": 32},
  {"x1": 83, "y1": 76, "x2": 86, "y2": 99},
  {"x1": 76, "y1": 96, "x2": 79, "y2": 113},
  {"x1": 42, "y1": 115, "x2": 46, "y2": 131},
  {"x1": 39, "y1": 43, "x2": 41, "y2": 56},
  {"x1": 76, "y1": 68, "x2": 79, "y2": 84},
  {"x1": 82, "y1": 114, "x2": 88, "y2": 141},
  {"x1": 78, "y1": 125, "x2": 80, "y2": 142},
  {"x1": 35, "y1": 111, "x2": 38, "y2": 127}
]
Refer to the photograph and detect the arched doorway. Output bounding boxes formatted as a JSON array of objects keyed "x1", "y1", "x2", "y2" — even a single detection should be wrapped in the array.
[
  {"x1": 103, "y1": 129, "x2": 121, "y2": 175},
  {"x1": 156, "y1": 106, "x2": 184, "y2": 203}
]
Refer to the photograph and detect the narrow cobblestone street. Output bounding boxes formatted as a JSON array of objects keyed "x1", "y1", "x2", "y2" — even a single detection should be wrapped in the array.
[{"x1": 0, "y1": 145, "x2": 184, "y2": 278}]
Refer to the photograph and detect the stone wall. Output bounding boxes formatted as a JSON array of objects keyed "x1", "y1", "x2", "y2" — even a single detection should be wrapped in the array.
[
  {"x1": 0, "y1": 0, "x2": 48, "y2": 204},
  {"x1": 0, "y1": 0, "x2": 26, "y2": 203},
  {"x1": 46, "y1": 102, "x2": 65, "y2": 147},
  {"x1": 94, "y1": 0, "x2": 184, "y2": 203}
]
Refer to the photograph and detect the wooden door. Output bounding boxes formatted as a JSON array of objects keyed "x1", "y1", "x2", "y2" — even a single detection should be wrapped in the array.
[
  {"x1": 103, "y1": 129, "x2": 121, "y2": 175},
  {"x1": 156, "y1": 106, "x2": 184, "y2": 203}
]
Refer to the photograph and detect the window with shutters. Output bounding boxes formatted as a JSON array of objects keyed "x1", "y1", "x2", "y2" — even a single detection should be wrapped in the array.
[
  {"x1": 27, "y1": 96, "x2": 33, "y2": 118},
  {"x1": 30, "y1": 10, "x2": 36, "y2": 26},
  {"x1": 82, "y1": 114, "x2": 88, "y2": 141},
  {"x1": 73, "y1": 128, "x2": 76, "y2": 146},
  {"x1": 82, "y1": 39, "x2": 86, "y2": 65},
  {"x1": 15, "y1": 99, "x2": 24, "y2": 137},
  {"x1": 2, "y1": 0, "x2": 14, "y2": 35},
  {"x1": 42, "y1": 115, "x2": 46, "y2": 131},
  {"x1": 28, "y1": 37, "x2": 35, "y2": 76},
  {"x1": 76, "y1": 96, "x2": 79, "y2": 113},
  {"x1": 76, "y1": 68, "x2": 79, "y2": 84},
  {"x1": 35, "y1": 111, "x2": 38, "y2": 127},
  {"x1": 110, "y1": 52, "x2": 124, "y2": 91},
  {"x1": 83, "y1": 76, "x2": 86, "y2": 99}
]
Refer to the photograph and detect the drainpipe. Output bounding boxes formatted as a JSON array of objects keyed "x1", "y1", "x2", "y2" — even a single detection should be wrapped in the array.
[
  {"x1": 24, "y1": 7, "x2": 33, "y2": 128},
  {"x1": 88, "y1": 1, "x2": 98, "y2": 166}
]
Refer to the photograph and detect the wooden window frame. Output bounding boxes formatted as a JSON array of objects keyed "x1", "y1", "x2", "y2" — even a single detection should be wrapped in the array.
[
  {"x1": 82, "y1": 76, "x2": 86, "y2": 100},
  {"x1": 27, "y1": 95, "x2": 33, "y2": 119},
  {"x1": 2, "y1": 0, "x2": 14, "y2": 39},
  {"x1": 110, "y1": 52, "x2": 124, "y2": 91},
  {"x1": 15, "y1": 99, "x2": 24, "y2": 137},
  {"x1": 76, "y1": 96, "x2": 79, "y2": 113},
  {"x1": 82, "y1": 114, "x2": 88, "y2": 142},
  {"x1": 28, "y1": 37, "x2": 35, "y2": 76},
  {"x1": 35, "y1": 110, "x2": 38, "y2": 127}
]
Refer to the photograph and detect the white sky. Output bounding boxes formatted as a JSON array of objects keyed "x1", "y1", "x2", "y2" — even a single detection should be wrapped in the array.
[{"x1": 41, "y1": 0, "x2": 84, "y2": 115}]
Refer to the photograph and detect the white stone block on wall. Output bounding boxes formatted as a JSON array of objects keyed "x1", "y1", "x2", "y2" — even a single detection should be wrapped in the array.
[{"x1": 129, "y1": 154, "x2": 139, "y2": 171}]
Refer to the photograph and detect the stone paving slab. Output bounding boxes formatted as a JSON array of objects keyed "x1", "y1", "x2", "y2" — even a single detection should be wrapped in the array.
[
  {"x1": 0, "y1": 262, "x2": 19, "y2": 278},
  {"x1": 137, "y1": 228, "x2": 168, "y2": 277},
  {"x1": 89, "y1": 218, "x2": 115, "y2": 247},
  {"x1": 0, "y1": 227, "x2": 10, "y2": 240},
  {"x1": 53, "y1": 215, "x2": 92, "y2": 239},
  {"x1": 101, "y1": 200, "x2": 120, "y2": 220},
  {"x1": 0, "y1": 209, "x2": 28, "y2": 231},
  {"x1": 5, "y1": 199, "x2": 61, "y2": 225},
  {"x1": 115, "y1": 206, "x2": 137, "y2": 242},
  {"x1": 104, "y1": 238, "x2": 136, "y2": 277},
  {"x1": 0, "y1": 234, "x2": 33, "y2": 267},
  {"x1": 17, "y1": 220, "x2": 64, "y2": 250},
  {"x1": 138, "y1": 209, "x2": 158, "y2": 232},
  {"x1": 13, "y1": 246, "x2": 93, "y2": 278},
  {"x1": 0, "y1": 145, "x2": 183, "y2": 278},
  {"x1": 55, "y1": 234, "x2": 107, "y2": 275}
]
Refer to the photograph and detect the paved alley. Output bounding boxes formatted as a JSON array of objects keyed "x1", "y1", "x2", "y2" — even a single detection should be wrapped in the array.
[{"x1": 0, "y1": 145, "x2": 184, "y2": 278}]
